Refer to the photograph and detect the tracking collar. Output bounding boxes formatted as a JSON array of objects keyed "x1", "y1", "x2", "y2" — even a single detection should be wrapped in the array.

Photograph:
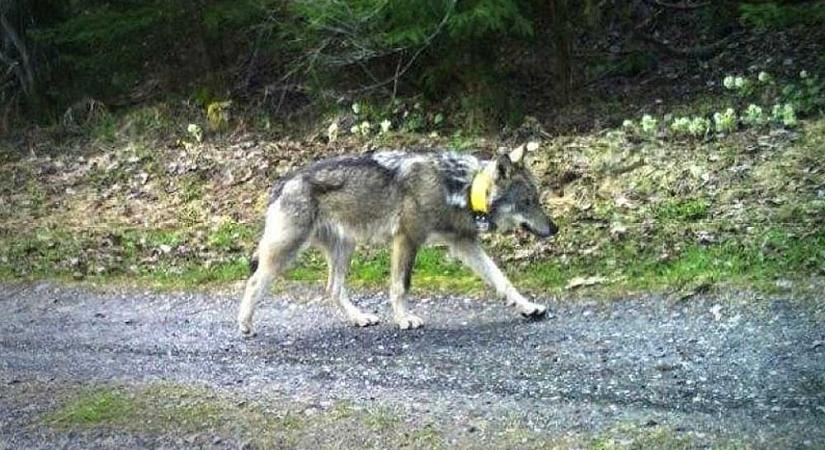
[{"x1": 470, "y1": 163, "x2": 495, "y2": 213}]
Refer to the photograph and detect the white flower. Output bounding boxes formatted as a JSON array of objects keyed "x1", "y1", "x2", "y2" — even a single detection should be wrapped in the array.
[
  {"x1": 723, "y1": 76, "x2": 735, "y2": 89},
  {"x1": 380, "y1": 119, "x2": 392, "y2": 134},
  {"x1": 771, "y1": 103, "x2": 797, "y2": 127},
  {"x1": 688, "y1": 117, "x2": 710, "y2": 137},
  {"x1": 187, "y1": 123, "x2": 203, "y2": 143},
  {"x1": 526, "y1": 142, "x2": 540, "y2": 152},
  {"x1": 358, "y1": 121, "x2": 371, "y2": 136},
  {"x1": 327, "y1": 122, "x2": 339, "y2": 142},
  {"x1": 758, "y1": 71, "x2": 771, "y2": 83},
  {"x1": 733, "y1": 76, "x2": 746, "y2": 89},
  {"x1": 799, "y1": 70, "x2": 808, "y2": 79},
  {"x1": 352, "y1": 103, "x2": 361, "y2": 114},
  {"x1": 622, "y1": 119, "x2": 634, "y2": 129},
  {"x1": 774, "y1": 103, "x2": 797, "y2": 127},
  {"x1": 350, "y1": 125, "x2": 359, "y2": 135},
  {"x1": 713, "y1": 108, "x2": 737, "y2": 133},
  {"x1": 640, "y1": 114, "x2": 658, "y2": 135},
  {"x1": 670, "y1": 117, "x2": 691, "y2": 134},
  {"x1": 743, "y1": 104, "x2": 764, "y2": 126}
]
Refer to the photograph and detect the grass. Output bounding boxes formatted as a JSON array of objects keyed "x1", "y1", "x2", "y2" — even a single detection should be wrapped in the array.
[
  {"x1": 1, "y1": 220, "x2": 821, "y2": 297},
  {"x1": 46, "y1": 384, "x2": 304, "y2": 448},
  {"x1": 654, "y1": 198, "x2": 711, "y2": 221},
  {"x1": 45, "y1": 383, "x2": 446, "y2": 449},
  {"x1": 2, "y1": 113, "x2": 823, "y2": 298},
  {"x1": 40, "y1": 382, "x2": 769, "y2": 449}
]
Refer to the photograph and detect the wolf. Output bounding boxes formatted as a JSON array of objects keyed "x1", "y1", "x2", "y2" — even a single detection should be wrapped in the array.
[{"x1": 237, "y1": 145, "x2": 557, "y2": 336}]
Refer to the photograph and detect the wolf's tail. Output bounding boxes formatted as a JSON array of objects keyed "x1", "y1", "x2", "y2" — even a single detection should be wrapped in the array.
[{"x1": 249, "y1": 250, "x2": 259, "y2": 275}]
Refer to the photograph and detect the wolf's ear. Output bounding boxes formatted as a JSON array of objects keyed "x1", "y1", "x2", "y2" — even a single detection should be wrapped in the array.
[
  {"x1": 494, "y1": 154, "x2": 514, "y2": 180},
  {"x1": 508, "y1": 145, "x2": 525, "y2": 165}
]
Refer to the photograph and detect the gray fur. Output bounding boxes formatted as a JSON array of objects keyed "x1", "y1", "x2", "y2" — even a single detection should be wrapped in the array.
[{"x1": 238, "y1": 150, "x2": 557, "y2": 335}]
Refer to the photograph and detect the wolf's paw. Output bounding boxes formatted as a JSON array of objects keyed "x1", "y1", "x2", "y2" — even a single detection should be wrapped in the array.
[
  {"x1": 519, "y1": 302, "x2": 549, "y2": 320},
  {"x1": 395, "y1": 314, "x2": 424, "y2": 330},
  {"x1": 350, "y1": 312, "x2": 380, "y2": 328},
  {"x1": 238, "y1": 322, "x2": 257, "y2": 338}
]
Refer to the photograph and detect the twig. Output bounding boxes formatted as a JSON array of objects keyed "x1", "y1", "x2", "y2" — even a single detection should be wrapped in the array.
[
  {"x1": 648, "y1": 0, "x2": 710, "y2": 10},
  {"x1": 639, "y1": 32, "x2": 740, "y2": 58},
  {"x1": 348, "y1": 0, "x2": 456, "y2": 95},
  {"x1": 0, "y1": 12, "x2": 33, "y2": 96}
]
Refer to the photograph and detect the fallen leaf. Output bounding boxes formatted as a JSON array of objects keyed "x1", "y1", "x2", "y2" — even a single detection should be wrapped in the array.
[{"x1": 566, "y1": 276, "x2": 606, "y2": 289}]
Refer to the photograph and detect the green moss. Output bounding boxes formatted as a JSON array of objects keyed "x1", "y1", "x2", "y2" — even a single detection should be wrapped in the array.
[
  {"x1": 207, "y1": 220, "x2": 256, "y2": 251},
  {"x1": 1, "y1": 224, "x2": 822, "y2": 296},
  {"x1": 49, "y1": 389, "x2": 132, "y2": 426},
  {"x1": 44, "y1": 383, "x2": 441, "y2": 449},
  {"x1": 655, "y1": 198, "x2": 711, "y2": 221},
  {"x1": 38, "y1": 383, "x2": 792, "y2": 449}
]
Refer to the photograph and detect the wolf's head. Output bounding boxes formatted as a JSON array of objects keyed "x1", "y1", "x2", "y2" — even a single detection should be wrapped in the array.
[{"x1": 485, "y1": 147, "x2": 557, "y2": 238}]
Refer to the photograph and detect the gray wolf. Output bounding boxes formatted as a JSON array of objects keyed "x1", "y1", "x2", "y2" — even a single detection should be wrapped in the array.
[{"x1": 238, "y1": 146, "x2": 557, "y2": 336}]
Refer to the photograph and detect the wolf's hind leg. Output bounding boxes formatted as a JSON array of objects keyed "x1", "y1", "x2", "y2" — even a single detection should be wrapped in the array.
[
  {"x1": 316, "y1": 230, "x2": 379, "y2": 327},
  {"x1": 238, "y1": 203, "x2": 310, "y2": 336},
  {"x1": 390, "y1": 234, "x2": 424, "y2": 329},
  {"x1": 448, "y1": 238, "x2": 547, "y2": 318}
]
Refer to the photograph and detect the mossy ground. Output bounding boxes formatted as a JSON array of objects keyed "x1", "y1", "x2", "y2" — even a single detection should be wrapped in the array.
[
  {"x1": 1, "y1": 101, "x2": 823, "y2": 299},
  {"x1": 1, "y1": 223, "x2": 822, "y2": 301},
  {"x1": 41, "y1": 382, "x2": 761, "y2": 449}
]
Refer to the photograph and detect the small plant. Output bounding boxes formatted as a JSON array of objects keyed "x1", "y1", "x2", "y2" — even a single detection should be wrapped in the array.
[
  {"x1": 402, "y1": 111, "x2": 425, "y2": 133},
  {"x1": 640, "y1": 114, "x2": 658, "y2": 136},
  {"x1": 713, "y1": 108, "x2": 737, "y2": 134},
  {"x1": 327, "y1": 122, "x2": 339, "y2": 142},
  {"x1": 350, "y1": 120, "x2": 371, "y2": 136},
  {"x1": 779, "y1": 71, "x2": 822, "y2": 115},
  {"x1": 742, "y1": 104, "x2": 765, "y2": 126},
  {"x1": 186, "y1": 124, "x2": 203, "y2": 143},
  {"x1": 669, "y1": 117, "x2": 691, "y2": 135},
  {"x1": 687, "y1": 117, "x2": 710, "y2": 137},
  {"x1": 380, "y1": 119, "x2": 392, "y2": 134},
  {"x1": 722, "y1": 75, "x2": 753, "y2": 96},
  {"x1": 772, "y1": 103, "x2": 797, "y2": 127},
  {"x1": 670, "y1": 116, "x2": 709, "y2": 137},
  {"x1": 206, "y1": 101, "x2": 231, "y2": 131}
]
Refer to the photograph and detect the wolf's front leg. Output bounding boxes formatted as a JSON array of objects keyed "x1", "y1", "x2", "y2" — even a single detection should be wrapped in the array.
[
  {"x1": 448, "y1": 238, "x2": 547, "y2": 318},
  {"x1": 390, "y1": 234, "x2": 424, "y2": 329}
]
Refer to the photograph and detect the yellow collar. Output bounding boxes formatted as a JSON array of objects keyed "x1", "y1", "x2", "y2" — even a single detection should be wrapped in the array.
[{"x1": 470, "y1": 169, "x2": 493, "y2": 213}]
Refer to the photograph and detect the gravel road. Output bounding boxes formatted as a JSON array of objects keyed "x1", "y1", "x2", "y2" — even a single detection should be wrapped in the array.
[{"x1": 1, "y1": 281, "x2": 824, "y2": 448}]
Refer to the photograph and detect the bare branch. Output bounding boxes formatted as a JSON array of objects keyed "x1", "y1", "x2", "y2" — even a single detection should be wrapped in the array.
[
  {"x1": 638, "y1": 32, "x2": 740, "y2": 58},
  {"x1": 647, "y1": 0, "x2": 711, "y2": 10},
  {"x1": 0, "y1": 12, "x2": 33, "y2": 96}
]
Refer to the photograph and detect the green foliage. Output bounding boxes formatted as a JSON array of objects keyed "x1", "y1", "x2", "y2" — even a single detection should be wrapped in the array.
[
  {"x1": 289, "y1": 0, "x2": 535, "y2": 128},
  {"x1": 742, "y1": 104, "x2": 766, "y2": 127},
  {"x1": 739, "y1": 1, "x2": 825, "y2": 29},
  {"x1": 713, "y1": 108, "x2": 737, "y2": 134},
  {"x1": 625, "y1": 69, "x2": 823, "y2": 141},
  {"x1": 50, "y1": 390, "x2": 131, "y2": 425},
  {"x1": 655, "y1": 198, "x2": 711, "y2": 221},
  {"x1": 24, "y1": 0, "x2": 281, "y2": 114},
  {"x1": 29, "y1": 2, "x2": 182, "y2": 100},
  {"x1": 781, "y1": 71, "x2": 824, "y2": 115}
]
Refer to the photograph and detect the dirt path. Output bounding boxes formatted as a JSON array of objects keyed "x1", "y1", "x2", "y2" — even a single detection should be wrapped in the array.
[{"x1": 1, "y1": 282, "x2": 824, "y2": 448}]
